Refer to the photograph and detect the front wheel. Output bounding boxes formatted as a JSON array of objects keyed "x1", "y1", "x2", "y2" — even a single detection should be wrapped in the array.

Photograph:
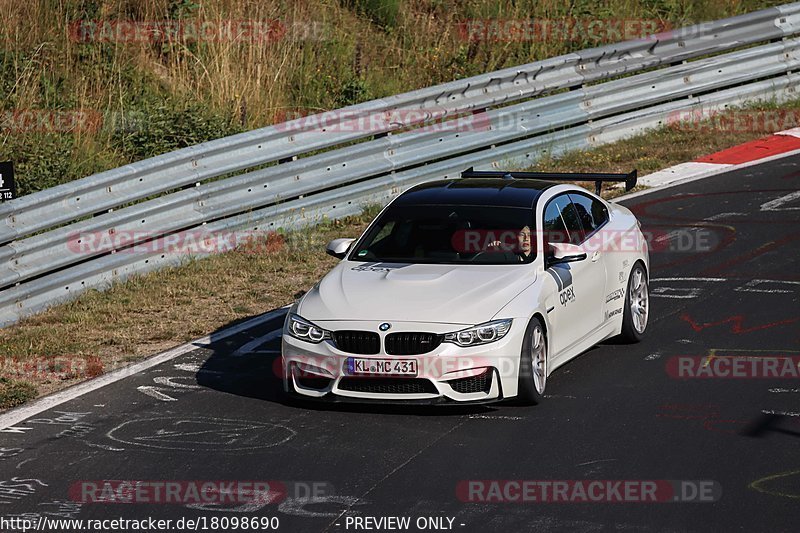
[
  {"x1": 517, "y1": 317, "x2": 547, "y2": 405},
  {"x1": 619, "y1": 262, "x2": 649, "y2": 342}
]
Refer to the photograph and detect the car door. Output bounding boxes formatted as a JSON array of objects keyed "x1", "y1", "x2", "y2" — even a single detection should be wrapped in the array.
[
  {"x1": 542, "y1": 194, "x2": 607, "y2": 359},
  {"x1": 568, "y1": 192, "x2": 614, "y2": 325}
]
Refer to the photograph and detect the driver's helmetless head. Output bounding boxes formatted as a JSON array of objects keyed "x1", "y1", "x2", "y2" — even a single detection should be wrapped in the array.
[{"x1": 518, "y1": 225, "x2": 532, "y2": 255}]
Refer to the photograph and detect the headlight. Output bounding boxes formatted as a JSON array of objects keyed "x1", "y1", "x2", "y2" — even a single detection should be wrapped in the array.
[
  {"x1": 285, "y1": 314, "x2": 331, "y2": 343},
  {"x1": 444, "y1": 319, "x2": 512, "y2": 347}
]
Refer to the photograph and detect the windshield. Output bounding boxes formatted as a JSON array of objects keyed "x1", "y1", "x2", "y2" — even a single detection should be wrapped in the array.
[{"x1": 349, "y1": 204, "x2": 536, "y2": 264}]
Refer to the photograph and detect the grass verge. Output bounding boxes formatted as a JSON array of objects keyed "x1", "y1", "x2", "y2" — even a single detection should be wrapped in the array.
[
  {"x1": 1, "y1": 98, "x2": 799, "y2": 409},
  {"x1": 1, "y1": 0, "x2": 781, "y2": 195}
]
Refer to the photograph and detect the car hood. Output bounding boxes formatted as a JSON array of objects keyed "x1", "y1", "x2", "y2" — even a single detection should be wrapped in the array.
[{"x1": 298, "y1": 261, "x2": 537, "y2": 325}]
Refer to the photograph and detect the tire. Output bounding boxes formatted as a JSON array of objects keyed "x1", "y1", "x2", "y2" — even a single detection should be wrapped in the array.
[
  {"x1": 619, "y1": 262, "x2": 649, "y2": 343},
  {"x1": 516, "y1": 316, "x2": 548, "y2": 405}
]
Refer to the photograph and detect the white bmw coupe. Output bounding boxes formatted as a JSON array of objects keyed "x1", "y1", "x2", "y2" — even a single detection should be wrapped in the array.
[{"x1": 282, "y1": 169, "x2": 649, "y2": 405}]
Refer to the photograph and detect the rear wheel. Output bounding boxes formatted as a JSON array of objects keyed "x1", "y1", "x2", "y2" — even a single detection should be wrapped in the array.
[
  {"x1": 619, "y1": 262, "x2": 649, "y2": 342},
  {"x1": 517, "y1": 317, "x2": 547, "y2": 405}
]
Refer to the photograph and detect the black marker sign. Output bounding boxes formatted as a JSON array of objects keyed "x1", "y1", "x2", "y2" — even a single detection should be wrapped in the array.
[{"x1": 0, "y1": 161, "x2": 15, "y2": 201}]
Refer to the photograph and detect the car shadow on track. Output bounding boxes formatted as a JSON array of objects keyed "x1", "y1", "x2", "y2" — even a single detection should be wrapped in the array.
[
  {"x1": 195, "y1": 308, "x2": 501, "y2": 417},
  {"x1": 740, "y1": 413, "x2": 800, "y2": 439}
]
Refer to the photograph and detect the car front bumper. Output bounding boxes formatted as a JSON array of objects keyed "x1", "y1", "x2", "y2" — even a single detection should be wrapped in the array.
[{"x1": 281, "y1": 319, "x2": 527, "y2": 404}]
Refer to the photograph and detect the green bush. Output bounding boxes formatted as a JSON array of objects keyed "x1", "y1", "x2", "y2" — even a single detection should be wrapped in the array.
[
  {"x1": 343, "y1": 0, "x2": 401, "y2": 29},
  {"x1": 112, "y1": 99, "x2": 242, "y2": 162},
  {"x1": 0, "y1": 377, "x2": 37, "y2": 410},
  {"x1": 337, "y1": 78, "x2": 372, "y2": 107}
]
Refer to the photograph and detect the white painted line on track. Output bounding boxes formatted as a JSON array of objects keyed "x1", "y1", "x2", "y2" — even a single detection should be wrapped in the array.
[
  {"x1": 704, "y1": 212, "x2": 745, "y2": 221},
  {"x1": 760, "y1": 190, "x2": 800, "y2": 211},
  {"x1": 467, "y1": 415, "x2": 524, "y2": 420},
  {"x1": 735, "y1": 279, "x2": 800, "y2": 294},
  {"x1": 762, "y1": 409, "x2": 800, "y2": 417},
  {"x1": 650, "y1": 277, "x2": 727, "y2": 282},
  {"x1": 0, "y1": 306, "x2": 290, "y2": 430},
  {"x1": 232, "y1": 329, "x2": 283, "y2": 357},
  {"x1": 136, "y1": 386, "x2": 178, "y2": 402}
]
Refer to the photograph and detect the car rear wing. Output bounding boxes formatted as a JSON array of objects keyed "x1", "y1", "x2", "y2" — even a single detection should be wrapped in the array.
[{"x1": 460, "y1": 168, "x2": 637, "y2": 196}]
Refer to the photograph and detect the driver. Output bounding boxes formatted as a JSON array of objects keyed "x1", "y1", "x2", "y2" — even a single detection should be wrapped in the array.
[{"x1": 486, "y1": 225, "x2": 532, "y2": 262}]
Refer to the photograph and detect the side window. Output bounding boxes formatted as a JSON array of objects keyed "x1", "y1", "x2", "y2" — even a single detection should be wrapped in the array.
[
  {"x1": 543, "y1": 198, "x2": 568, "y2": 246},
  {"x1": 560, "y1": 201, "x2": 584, "y2": 243},
  {"x1": 569, "y1": 193, "x2": 609, "y2": 239},
  {"x1": 543, "y1": 195, "x2": 583, "y2": 248}
]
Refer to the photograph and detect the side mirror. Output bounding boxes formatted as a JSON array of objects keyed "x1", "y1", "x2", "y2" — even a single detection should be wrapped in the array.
[
  {"x1": 547, "y1": 242, "x2": 587, "y2": 266},
  {"x1": 326, "y1": 238, "x2": 355, "y2": 259}
]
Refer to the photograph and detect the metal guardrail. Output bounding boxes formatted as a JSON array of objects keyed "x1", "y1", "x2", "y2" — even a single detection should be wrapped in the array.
[{"x1": 1, "y1": 3, "x2": 799, "y2": 326}]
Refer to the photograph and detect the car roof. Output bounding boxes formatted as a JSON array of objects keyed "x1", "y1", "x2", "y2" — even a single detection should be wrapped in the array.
[{"x1": 394, "y1": 178, "x2": 558, "y2": 209}]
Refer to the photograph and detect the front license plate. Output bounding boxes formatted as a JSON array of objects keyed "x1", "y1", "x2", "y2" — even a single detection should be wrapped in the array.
[{"x1": 345, "y1": 358, "x2": 418, "y2": 376}]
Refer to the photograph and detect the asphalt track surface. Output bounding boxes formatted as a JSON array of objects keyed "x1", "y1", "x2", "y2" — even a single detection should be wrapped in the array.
[{"x1": 1, "y1": 156, "x2": 799, "y2": 532}]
